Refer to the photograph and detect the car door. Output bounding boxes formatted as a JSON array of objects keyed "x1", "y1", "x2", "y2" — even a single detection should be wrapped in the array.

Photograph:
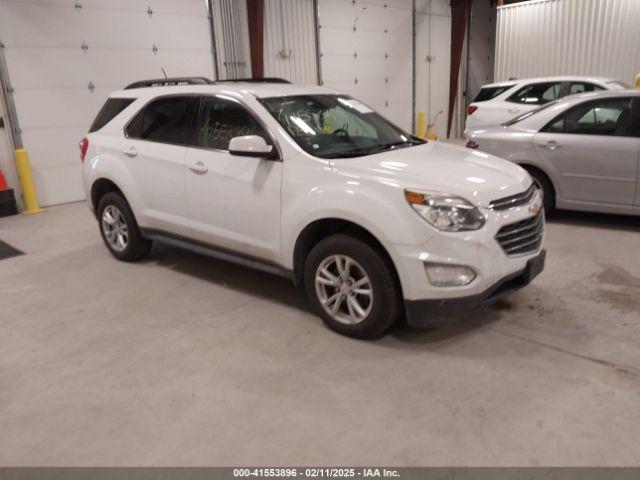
[
  {"x1": 123, "y1": 95, "x2": 198, "y2": 237},
  {"x1": 185, "y1": 95, "x2": 282, "y2": 264},
  {"x1": 533, "y1": 96, "x2": 639, "y2": 205}
]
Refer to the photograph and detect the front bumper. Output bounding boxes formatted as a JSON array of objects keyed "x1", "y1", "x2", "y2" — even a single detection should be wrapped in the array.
[{"x1": 404, "y1": 249, "x2": 545, "y2": 327}]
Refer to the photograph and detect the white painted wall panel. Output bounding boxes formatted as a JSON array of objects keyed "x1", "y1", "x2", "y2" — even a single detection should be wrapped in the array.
[
  {"x1": 0, "y1": 0, "x2": 214, "y2": 206},
  {"x1": 318, "y1": 0, "x2": 414, "y2": 131},
  {"x1": 495, "y1": 0, "x2": 640, "y2": 84},
  {"x1": 264, "y1": 0, "x2": 318, "y2": 84}
]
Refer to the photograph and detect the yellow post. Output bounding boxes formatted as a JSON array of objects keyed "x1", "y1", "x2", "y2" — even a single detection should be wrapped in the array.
[
  {"x1": 634, "y1": 73, "x2": 640, "y2": 89},
  {"x1": 417, "y1": 111, "x2": 427, "y2": 138},
  {"x1": 14, "y1": 149, "x2": 44, "y2": 214}
]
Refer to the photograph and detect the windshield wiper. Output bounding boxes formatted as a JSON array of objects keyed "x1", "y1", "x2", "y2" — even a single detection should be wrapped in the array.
[
  {"x1": 325, "y1": 138, "x2": 425, "y2": 159},
  {"x1": 361, "y1": 139, "x2": 422, "y2": 155}
]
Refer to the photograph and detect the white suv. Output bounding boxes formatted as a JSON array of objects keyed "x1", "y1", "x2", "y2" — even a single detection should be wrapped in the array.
[
  {"x1": 465, "y1": 76, "x2": 629, "y2": 132},
  {"x1": 81, "y1": 77, "x2": 546, "y2": 338}
]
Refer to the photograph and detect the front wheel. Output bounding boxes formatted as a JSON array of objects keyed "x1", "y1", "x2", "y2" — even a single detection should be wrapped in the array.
[{"x1": 304, "y1": 234, "x2": 401, "y2": 338}]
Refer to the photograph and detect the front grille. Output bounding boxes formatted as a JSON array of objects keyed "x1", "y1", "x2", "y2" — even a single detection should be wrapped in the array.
[
  {"x1": 496, "y1": 212, "x2": 544, "y2": 256},
  {"x1": 489, "y1": 183, "x2": 536, "y2": 211}
]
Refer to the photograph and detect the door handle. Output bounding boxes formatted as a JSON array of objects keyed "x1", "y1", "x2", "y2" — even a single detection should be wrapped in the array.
[
  {"x1": 188, "y1": 161, "x2": 208, "y2": 174},
  {"x1": 124, "y1": 146, "x2": 138, "y2": 158},
  {"x1": 545, "y1": 141, "x2": 561, "y2": 151}
]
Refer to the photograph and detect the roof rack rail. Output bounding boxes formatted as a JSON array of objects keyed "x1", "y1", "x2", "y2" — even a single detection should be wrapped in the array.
[
  {"x1": 217, "y1": 77, "x2": 291, "y2": 84},
  {"x1": 124, "y1": 77, "x2": 214, "y2": 89}
]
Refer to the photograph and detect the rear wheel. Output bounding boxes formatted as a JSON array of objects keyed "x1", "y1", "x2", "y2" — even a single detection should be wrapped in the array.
[
  {"x1": 526, "y1": 168, "x2": 555, "y2": 213},
  {"x1": 304, "y1": 234, "x2": 401, "y2": 339},
  {"x1": 97, "y1": 192, "x2": 152, "y2": 262}
]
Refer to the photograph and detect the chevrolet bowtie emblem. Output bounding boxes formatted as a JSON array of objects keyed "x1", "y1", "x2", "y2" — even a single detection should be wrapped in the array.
[{"x1": 529, "y1": 203, "x2": 541, "y2": 214}]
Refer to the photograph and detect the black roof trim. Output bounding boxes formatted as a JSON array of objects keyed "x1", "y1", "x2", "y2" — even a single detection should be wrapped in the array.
[
  {"x1": 124, "y1": 77, "x2": 214, "y2": 89},
  {"x1": 216, "y1": 77, "x2": 291, "y2": 84}
]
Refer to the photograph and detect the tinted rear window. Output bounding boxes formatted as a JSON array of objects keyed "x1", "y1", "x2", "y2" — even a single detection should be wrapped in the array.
[
  {"x1": 125, "y1": 96, "x2": 197, "y2": 145},
  {"x1": 473, "y1": 86, "x2": 512, "y2": 103},
  {"x1": 89, "y1": 98, "x2": 135, "y2": 132}
]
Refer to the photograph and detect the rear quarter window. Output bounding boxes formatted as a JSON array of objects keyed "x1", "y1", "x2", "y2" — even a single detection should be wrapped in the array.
[
  {"x1": 473, "y1": 85, "x2": 513, "y2": 102},
  {"x1": 89, "y1": 98, "x2": 135, "y2": 132}
]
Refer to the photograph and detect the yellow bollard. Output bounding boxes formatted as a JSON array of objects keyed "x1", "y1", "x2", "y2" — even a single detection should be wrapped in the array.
[
  {"x1": 416, "y1": 111, "x2": 427, "y2": 138},
  {"x1": 14, "y1": 149, "x2": 44, "y2": 214},
  {"x1": 634, "y1": 73, "x2": 640, "y2": 89}
]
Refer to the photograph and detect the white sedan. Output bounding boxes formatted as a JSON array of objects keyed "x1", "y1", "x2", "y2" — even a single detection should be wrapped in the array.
[
  {"x1": 466, "y1": 90, "x2": 640, "y2": 216},
  {"x1": 465, "y1": 76, "x2": 629, "y2": 132}
]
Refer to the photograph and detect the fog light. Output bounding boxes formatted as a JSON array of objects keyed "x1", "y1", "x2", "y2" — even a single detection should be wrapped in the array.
[{"x1": 425, "y1": 263, "x2": 476, "y2": 287}]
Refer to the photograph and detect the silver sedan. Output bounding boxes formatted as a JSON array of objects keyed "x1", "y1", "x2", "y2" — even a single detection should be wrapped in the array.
[{"x1": 465, "y1": 90, "x2": 640, "y2": 216}]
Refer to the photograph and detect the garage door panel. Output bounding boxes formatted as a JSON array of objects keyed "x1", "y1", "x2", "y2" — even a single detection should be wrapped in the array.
[
  {"x1": 21, "y1": 129, "x2": 84, "y2": 170},
  {"x1": 4, "y1": 48, "x2": 88, "y2": 89},
  {"x1": 32, "y1": 164, "x2": 85, "y2": 206},
  {"x1": 151, "y1": 51, "x2": 216, "y2": 79},
  {"x1": 13, "y1": 88, "x2": 93, "y2": 130},
  {"x1": 319, "y1": 0, "x2": 357, "y2": 28},
  {"x1": 148, "y1": 15, "x2": 211, "y2": 50},
  {"x1": 366, "y1": 0, "x2": 412, "y2": 8},
  {"x1": 0, "y1": 2, "x2": 85, "y2": 48},
  {"x1": 74, "y1": 10, "x2": 154, "y2": 49},
  {"x1": 384, "y1": 102, "x2": 412, "y2": 130},
  {"x1": 354, "y1": 4, "x2": 411, "y2": 32}
]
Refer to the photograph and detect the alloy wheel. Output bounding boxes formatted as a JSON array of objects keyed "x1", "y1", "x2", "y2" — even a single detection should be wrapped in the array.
[
  {"x1": 101, "y1": 205, "x2": 129, "y2": 252},
  {"x1": 315, "y1": 254, "x2": 373, "y2": 325}
]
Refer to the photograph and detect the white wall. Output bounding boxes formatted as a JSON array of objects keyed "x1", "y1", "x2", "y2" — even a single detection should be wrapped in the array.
[
  {"x1": 318, "y1": 0, "x2": 414, "y2": 131},
  {"x1": 495, "y1": 0, "x2": 640, "y2": 84},
  {"x1": 0, "y1": 0, "x2": 214, "y2": 206},
  {"x1": 264, "y1": 0, "x2": 318, "y2": 84},
  {"x1": 415, "y1": 0, "x2": 451, "y2": 138}
]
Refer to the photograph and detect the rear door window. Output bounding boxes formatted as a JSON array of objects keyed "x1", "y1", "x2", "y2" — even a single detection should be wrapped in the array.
[
  {"x1": 569, "y1": 82, "x2": 604, "y2": 94},
  {"x1": 125, "y1": 96, "x2": 198, "y2": 146},
  {"x1": 472, "y1": 85, "x2": 513, "y2": 103},
  {"x1": 543, "y1": 98, "x2": 633, "y2": 137},
  {"x1": 508, "y1": 82, "x2": 562, "y2": 105},
  {"x1": 89, "y1": 98, "x2": 135, "y2": 132}
]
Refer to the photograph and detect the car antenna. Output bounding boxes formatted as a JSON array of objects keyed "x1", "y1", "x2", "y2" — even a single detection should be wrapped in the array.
[{"x1": 161, "y1": 67, "x2": 168, "y2": 79}]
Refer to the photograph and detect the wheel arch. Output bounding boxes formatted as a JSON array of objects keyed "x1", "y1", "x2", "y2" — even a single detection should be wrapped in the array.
[
  {"x1": 90, "y1": 178, "x2": 125, "y2": 214},
  {"x1": 292, "y1": 217, "x2": 403, "y2": 296},
  {"x1": 518, "y1": 163, "x2": 557, "y2": 203}
]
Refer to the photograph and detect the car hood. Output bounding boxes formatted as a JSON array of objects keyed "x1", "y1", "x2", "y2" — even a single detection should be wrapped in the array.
[{"x1": 333, "y1": 141, "x2": 531, "y2": 207}]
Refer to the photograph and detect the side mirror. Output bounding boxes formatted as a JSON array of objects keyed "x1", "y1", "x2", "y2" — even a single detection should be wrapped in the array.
[{"x1": 229, "y1": 135, "x2": 277, "y2": 159}]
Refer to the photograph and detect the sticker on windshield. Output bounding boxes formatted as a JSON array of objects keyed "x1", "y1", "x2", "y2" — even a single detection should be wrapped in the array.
[{"x1": 338, "y1": 98, "x2": 374, "y2": 114}]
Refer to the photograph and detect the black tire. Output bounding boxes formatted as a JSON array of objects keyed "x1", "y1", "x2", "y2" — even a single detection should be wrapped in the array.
[
  {"x1": 97, "y1": 192, "x2": 152, "y2": 262},
  {"x1": 527, "y1": 168, "x2": 555, "y2": 213},
  {"x1": 303, "y1": 234, "x2": 401, "y2": 339}
]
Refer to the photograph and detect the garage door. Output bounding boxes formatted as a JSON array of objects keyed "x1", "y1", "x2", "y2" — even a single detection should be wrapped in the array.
[
  {"x1": 318, "y1": 0, "x2": 414, "y2": 131},
  {"x1": 0, "y1": 0, "x2": 214, "y2": 206}
]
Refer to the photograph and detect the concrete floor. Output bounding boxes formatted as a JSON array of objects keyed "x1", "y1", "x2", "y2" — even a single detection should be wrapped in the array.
[{"x1": 1, "y1": 202, "x2": 639, "y2": 466}]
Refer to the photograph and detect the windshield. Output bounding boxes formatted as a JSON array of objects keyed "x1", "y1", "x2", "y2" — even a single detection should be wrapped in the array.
[
  {"x1": 502, "y1": 100, "x2": 561, "y2": 126},
  {"x1": 259, "y1": 95, "x2": 425, "y2": 158}
]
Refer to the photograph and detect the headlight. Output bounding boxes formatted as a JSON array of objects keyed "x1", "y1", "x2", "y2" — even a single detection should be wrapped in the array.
[{"x1": 405, "y1": 190, "x2": 486, "y2": 231}]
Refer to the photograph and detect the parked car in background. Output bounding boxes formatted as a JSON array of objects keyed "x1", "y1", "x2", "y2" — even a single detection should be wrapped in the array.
[
  {"x1": 81, "y1": 77, "x2": 545, "y2": 339},
  {"x1": 465, "y1": 76, "x2": 629, "y2": 131},
  {"x1": 465, "y1": 90, "x2": 640, "y2": 216}
]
